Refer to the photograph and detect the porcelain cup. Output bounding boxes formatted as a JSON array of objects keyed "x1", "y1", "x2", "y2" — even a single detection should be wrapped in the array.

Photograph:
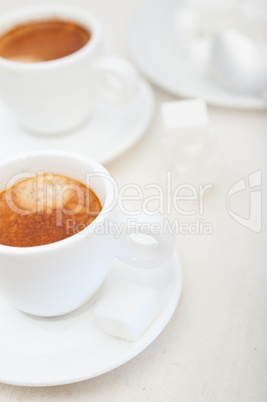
[
  {"x1": 0, "y1": 151, "x2": 175, "y2": 317},
  {"x1": 0, "y1": 5, "x2": 139, "y2": 134}
]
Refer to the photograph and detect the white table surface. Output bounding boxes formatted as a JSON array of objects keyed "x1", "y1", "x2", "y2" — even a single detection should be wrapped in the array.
[{"x1": 0, "y1": 0, "x2": 266, "y2": 401}]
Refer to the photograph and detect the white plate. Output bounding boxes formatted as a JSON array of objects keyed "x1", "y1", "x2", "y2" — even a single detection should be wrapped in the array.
[
  {"x1": 0, "y1": 78, "x2": 154, "y2": 164},
  {"x1": 0, "y1": 251, "x2": 182, "y2": 386},
  {"x1": 128, "y1": 0, "x2": 267, "y2": 110}
]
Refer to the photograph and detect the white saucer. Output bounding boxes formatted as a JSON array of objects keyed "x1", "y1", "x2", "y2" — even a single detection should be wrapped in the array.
[
  {"x1": 0, "y1": 251, "x2": 182, "y2": 386},
  {"x1": 0, "y1": 78, "x2": 154, "y2": 164},
  {"x1": 128, "y1": 0, "x2": 267, "y2": 110}
]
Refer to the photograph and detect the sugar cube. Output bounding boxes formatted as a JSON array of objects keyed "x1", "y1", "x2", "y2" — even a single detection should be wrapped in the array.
[
  {"x1": 93, "y1": 280, "x2": 160, "y2": 341},
  {"x1": 161, "y1": 98, "x2": 209, "y2": 131}
]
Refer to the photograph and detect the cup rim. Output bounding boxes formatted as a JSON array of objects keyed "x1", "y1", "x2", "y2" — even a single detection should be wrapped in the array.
[
  {"x1": 0, "y1": 150, "x2": 114, "y2": 255},
  {"x1": 0, "y1": 4, "x2": 101, "y2": 71}
]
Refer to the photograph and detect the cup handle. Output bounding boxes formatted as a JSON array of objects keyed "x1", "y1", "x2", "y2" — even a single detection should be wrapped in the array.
[
  {"x1": 93, "y1": 56, "x2": 140, "y2": 105},
  {"x1": 114, "y1": 210, "x2": 175, "y2": 268}
]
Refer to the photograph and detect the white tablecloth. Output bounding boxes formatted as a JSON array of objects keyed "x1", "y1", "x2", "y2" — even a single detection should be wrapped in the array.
[{"x1": 0, "y1": 0, "x2": 266, "y2": 401}]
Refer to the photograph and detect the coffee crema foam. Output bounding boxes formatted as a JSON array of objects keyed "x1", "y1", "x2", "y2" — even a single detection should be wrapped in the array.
[
  {"x1": 0, "y1": 19, "x2": 90, "y2": 62},
  {"x1": 0, "y1": 174, "x2": 101, "y2": 247}
]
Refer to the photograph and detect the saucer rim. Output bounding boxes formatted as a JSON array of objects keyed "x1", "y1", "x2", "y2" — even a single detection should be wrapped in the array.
[
  {"x1": 97, "y1": 78, "x2": 155, "y2": 164},
  {"x1": 0, "y1": 77, "x2": 155, "y2": 165},
  {"x1": 0, "y1": 251, "x2": 182, "y2": 387}
]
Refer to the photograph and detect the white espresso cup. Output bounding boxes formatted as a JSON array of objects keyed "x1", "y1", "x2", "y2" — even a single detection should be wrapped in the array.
[
  {"x1": 0, "y1": 151, "x2": 175, "y2": 317},
  {"x1": 0, "y1": 5, "x2": 139, "y2": 134}
]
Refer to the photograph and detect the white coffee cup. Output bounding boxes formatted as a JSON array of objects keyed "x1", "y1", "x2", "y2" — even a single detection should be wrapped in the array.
[
  {"x1": 0, "y1": 151, "x2": 175, "y2": 317},
  {"x1": 0, "y1": 5, "x2": 139, "y2": 134}
]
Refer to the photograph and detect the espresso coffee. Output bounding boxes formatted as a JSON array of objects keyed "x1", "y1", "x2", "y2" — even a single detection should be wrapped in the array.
[
  {"x1": 0, "y1": 19, "x2": 90, "y2": 62},
  {"x1": 0, "y1": 174, "x2": 101, "y2": 247}
]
